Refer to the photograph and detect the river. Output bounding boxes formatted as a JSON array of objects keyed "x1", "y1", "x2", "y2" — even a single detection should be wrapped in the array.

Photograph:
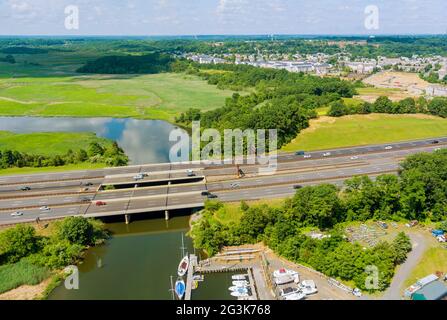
[
  {"x1": 0, "y1": 116, "x2": 189, "y2": 164},
  {"x1": 0, "y1": 116, "x2": 233, "y2": 300}
]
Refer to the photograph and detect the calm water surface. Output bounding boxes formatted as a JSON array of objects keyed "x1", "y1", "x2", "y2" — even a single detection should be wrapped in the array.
[{"x1": 0, "y1": 117, "x2": 188, "y2": 164}]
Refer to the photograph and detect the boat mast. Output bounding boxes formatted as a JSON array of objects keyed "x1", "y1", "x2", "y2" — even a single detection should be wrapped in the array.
[
  {"x1": 169, "y1": 275, "x2": 175, "y2": 300},
  {"x1": 180, "y1": 233, "x2": 187, "y2": 258}
]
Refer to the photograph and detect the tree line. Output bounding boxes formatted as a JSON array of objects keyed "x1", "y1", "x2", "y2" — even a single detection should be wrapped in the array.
[
  {"x1": 0, "y1": 142, "x2": 128, "y2": 169},
  {"x1": 191, "y1": 150, "x2": 447, "y2": 291},
  {"x1": 328, "y1": 95, "x2": 447, "y2": 118}
]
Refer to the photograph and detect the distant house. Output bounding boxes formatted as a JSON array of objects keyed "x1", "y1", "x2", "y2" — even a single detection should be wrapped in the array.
[{"x1": 412, "y1": 281, "x2": 447, "y2": 300}]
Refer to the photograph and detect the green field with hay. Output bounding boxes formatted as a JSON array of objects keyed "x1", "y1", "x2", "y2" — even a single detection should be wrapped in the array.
[
  {"x1": 282, "y1": 114, "x2": 447, "y2": 152},
  {"x1": 0, "y1": 72, "x2": 235, "y2": 122}
]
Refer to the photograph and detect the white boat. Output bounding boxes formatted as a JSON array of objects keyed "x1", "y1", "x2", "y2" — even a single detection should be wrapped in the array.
[
  {"x1": 273, "y1": 268, "x2": 298, "y2": 278},
  {"x1": 229, "y1": 286, "x2": 248, "y2": 292},
  {"x1": 284, "y1": 292, "x2": 306, "y2": 300},
  {"x1": 274, "y1": 275, "x2": 294, "y2": 285},
  {"x1": 299, "y1": 280, "x2": 318, "y2": 295},
  {"x1": 230, "y1": 287, "x2": 250, "y2": 298},
  {"x1": 232, "y1": 280, "x2": 249, "y2": 287},
  {"x1": 177, "y1": 256, "x2": 189, "y2": 277},
  {"x1": 232, "y1": 274, "x2": 247, "y2": 281}
]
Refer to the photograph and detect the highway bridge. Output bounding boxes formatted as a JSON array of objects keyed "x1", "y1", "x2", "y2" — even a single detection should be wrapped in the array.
[{"x1": 0, "y1": 137, "x2": 445, "y2": 225}]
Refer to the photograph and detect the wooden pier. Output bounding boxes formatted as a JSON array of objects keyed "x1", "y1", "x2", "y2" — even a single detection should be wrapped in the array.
[{"x1": 184, "y1": 254, "x2": 198, "y2": 301}]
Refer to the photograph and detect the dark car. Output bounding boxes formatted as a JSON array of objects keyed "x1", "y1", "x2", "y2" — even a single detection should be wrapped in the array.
[
  {"x1": 432, "y1": 140, "x2": 440, "y2": 144},
  {"x1": 207, "y1": 194, "x2": 218, "y2": 199},
  {"x1": 293, "y1": 185, "x2": 303, "y2": 190},
  {"x1": 83, "y1": 182, "x2": 93, "y2": 186},
  {"x1": 295, "y1": 151, "x2": 305, "y2": 156},
  {"x1": 81, "y1": 197, "x2": 91, "y2": 202},
  {"x1": 20, "y1": 186, "x2": 31, "y2": 191},
  {"x1": 201, "y1": 191, "x2": 210, "y2": 196}
]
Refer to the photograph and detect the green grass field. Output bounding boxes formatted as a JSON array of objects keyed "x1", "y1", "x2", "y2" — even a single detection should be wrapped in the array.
[
  {"x1": 0, "y1": 66, "x2": 235, "y2": 122},
  {"x1": 282, "y1": 114, "x2": 447, "y2": 152},
  {"x1": 0, "y1": 131, "x2": 112, "y2": 156},
  {"x1": 0, "y1": 131, "x2": 113, "y2": 175},
  {"x1": 404, "y1": 246, "x2": 447, "y2": 288},
  {"x1": 356, "y1": 87, "x2": 403, "y2": 96}
]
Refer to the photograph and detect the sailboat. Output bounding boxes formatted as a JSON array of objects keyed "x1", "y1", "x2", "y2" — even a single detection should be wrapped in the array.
[
  {"x1": 175, "y1": 279, "x2": 186, "y2": 300},
  {"x1": 177, "y1": 233, "x2": 189, "y2": 277}
]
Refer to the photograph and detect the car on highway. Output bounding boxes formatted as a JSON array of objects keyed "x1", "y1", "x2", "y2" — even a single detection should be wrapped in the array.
[
  {"x1": 230, "y1": 182, "x2": 240, "y2": 189},
  {"x1": 295, "y1": 151, "x2": 305, "y2": 156},
  {"x1": 95, "y1": 201, "x2": 107, "y2": 206},
  {"x1": 11, "y1": 211, "x2": 24, "y2": 217},
  {"x1": 207, "y1": 194, "x2": 218, "y2": 199},
  {"x1": 134, "y1": 174, "x2": 144, "y2": 181},
  {"x1": 385, "y1": 146, "x2": 393, "y2": 150},
  {"x1": 432, "y1": 140, "x2": 440, "y2": 144},
  {"x1": 81, "y1": 187, "x2": 90, "y2": 192},
  {"x1": 83, "y1": 182, "x2": 94, "y2": 187},
  {"x1": 293, "y1": 185, "x2": 303, "y2": 190},
  {"x1": 303, "y1": 154, "x2": 312, "y2": 159},
  {"x1": 201, "y1": 191, "x2": 210, "y2": 196},
  {"x1": 81, "y1": 197, "x2": 92, "y2": 202},
  {"x1": 20, "y1": 186, "x2": 31, "y2": 191},
  {"x1": 350, "y1": 156, "x2": 359, "y2": 160},
  {"x1": 39, "y1": 206, "x2": 50, "y2": 211},
  {"x1": 186, "y1": 169, "x2": 196, "y2": 177},
  {"x1": 323, "y1": 152, "x2": 332, "y2": 157}
]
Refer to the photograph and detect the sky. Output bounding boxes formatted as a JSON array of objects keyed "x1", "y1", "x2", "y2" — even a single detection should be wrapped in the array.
[{"x1": 1, "y1": 0, "x2": 447, "y2": 36}]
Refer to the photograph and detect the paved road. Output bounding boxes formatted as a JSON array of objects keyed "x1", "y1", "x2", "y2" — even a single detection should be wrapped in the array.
[
  {"x1": 382, "y1": 233, "x2": 428, "y2": 300},
  {"x1": 0, "y1": 137, "x2": 445, "y2": 225}
]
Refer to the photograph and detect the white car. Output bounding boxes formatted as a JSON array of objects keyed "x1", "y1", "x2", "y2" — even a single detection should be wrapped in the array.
[
  {"x1": 385, "y1": 146, "x2": 393, "y2": 150},
  {"x1": 11, "y1": 211, "x2": 24, "y2": 217},
  {"x1": 350, "y1": 156, "x2": 359, "y2": 160},
  {"x1": 304, "y1": 154, "x2": 312, "y2": 159},
  {"x1": 39, "y1": 206, "x2": 50, "y2": 211},
  {"x1": 323, "y1": 152, "x2": 332, "y2": 157},
  {"x1": 352, "y1": 288, "x2": 362, "y2": 297},
  {"x1": 133, "y1": 174, "x2": 144, "y2": 181}
]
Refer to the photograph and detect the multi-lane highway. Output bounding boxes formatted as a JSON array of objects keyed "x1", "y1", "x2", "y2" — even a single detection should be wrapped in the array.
[{"x1": 0, "y1": 136, "x2": 445, "y2": 225}]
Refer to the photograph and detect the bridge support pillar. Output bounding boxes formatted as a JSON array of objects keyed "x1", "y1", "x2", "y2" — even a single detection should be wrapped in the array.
[
  {"x1": 165, "y1": 210, "x2": 170, "y2": 221},
  {"x1": 125, "y1": 214, "x2": 131, "y2": 225}
]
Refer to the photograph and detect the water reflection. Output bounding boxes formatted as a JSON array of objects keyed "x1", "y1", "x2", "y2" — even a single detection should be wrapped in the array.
[{"x1": 0, "y1": 117, "x2": 189, "y2": 164}]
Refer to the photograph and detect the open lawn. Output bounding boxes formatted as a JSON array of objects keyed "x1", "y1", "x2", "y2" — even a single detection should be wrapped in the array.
[
  {"x1": 282, "y1": 114, "x2": 447, "y2": 152},
  {"x1": 0, "y1": 162, "x2": 107, "y2": 176},
  {"x1": 404, "y1": 245, "x2": 447, "y2": 288},
  {"x1": 0, "y1": 72, "x2": 235, "y2": 122}
]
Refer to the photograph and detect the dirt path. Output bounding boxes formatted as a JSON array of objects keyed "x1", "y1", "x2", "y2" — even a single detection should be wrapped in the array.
[
  {"x1": 0, "y1": 277, "x2": 52, "y2": 300},
  {"x1": 382, "y1": 233, "x2": 428, "y2": 300}
]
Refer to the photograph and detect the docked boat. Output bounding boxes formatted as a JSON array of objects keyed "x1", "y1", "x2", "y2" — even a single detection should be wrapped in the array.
[
  {"x1": 230, "y1": 287, "x2": 250, "y2": 298},
  {"x1": 177, "y1": 256, "x2": 189, "y2": 277},
  {"x1": 232, "y1": 280, "x2": 249, "y2": 287},
  {"x1": 175, "y1": 280, "x2": 186, "y2": 300},
  {"x1": 232, "y1": 275, "x2": 247, "y2": 281},
  {"x1": 228, "y1": 286, "x2": 248, "y2": 292}
]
